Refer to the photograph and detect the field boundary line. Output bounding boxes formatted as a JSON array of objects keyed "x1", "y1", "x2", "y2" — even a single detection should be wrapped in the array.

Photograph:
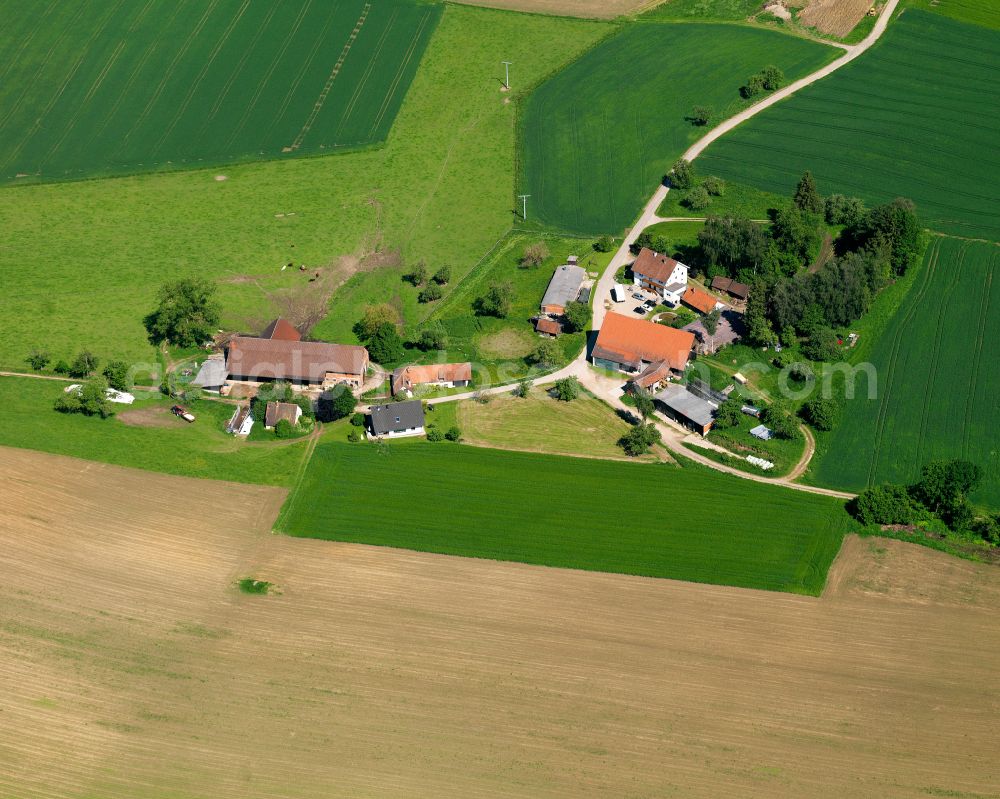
[
  {"x1": 225, "y1": 0, "x2": 315, "y2": 151},
  {"x1": 151, "y1": 0, "x2": 252, "y2": 157},
  {"x1": 272, "y1": 424, "x2": 324, "y2": 533},
  {"x1": 336, "y1": 7, "x2": 400, "y2": 137},
  {"x1": 367, "y1": 8, "x2": 433, "y2": 140},
  {"x1": 286, "y1": 2, "x2": 372, "y2": 152}
]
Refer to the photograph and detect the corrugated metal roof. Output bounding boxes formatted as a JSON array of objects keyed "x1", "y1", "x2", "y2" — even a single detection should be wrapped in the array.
[
  {"x1": 540, "y1": 264, "x2": 585, "y2": 309},
  {"x1": 654, "y1": 383, "x2": 717, "y2": 427}
]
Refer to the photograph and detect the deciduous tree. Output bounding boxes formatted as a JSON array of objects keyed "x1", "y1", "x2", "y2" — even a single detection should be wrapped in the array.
[{"x1": 144, "y1": 278, "x2": 221, "y2": 347}]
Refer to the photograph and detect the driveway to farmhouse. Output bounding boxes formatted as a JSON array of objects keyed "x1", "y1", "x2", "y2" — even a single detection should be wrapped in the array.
[{"x1": 433, "y1": 2, "x2": 900, "y2": 498}]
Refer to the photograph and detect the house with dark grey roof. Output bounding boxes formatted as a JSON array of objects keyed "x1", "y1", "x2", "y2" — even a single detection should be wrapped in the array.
[
  {"x1": 368, "y1": 399, "x2": 425, "y2": 438},
  {"x1": 540, "y1": 264, "x2": 586, "y2": 316}
]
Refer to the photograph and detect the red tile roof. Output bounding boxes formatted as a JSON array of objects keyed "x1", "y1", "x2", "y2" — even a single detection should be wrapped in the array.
[
  {"x1": 535, "y1": 318, "x2": 563, "y2": 336},
  {"x1": 631, "y1": 360, "x2": 672, "y2": 389},
  {"x1": 391, "y1": 363, "x2": 472, "y2": 394},
  {"x1": 260, "y1": 318, "x2": 301, "y2": 341},
  {"x1": 592, "y1": 312, "x2": 694, "y2": 372},
  {"x1": 227, "y1": 337, "x2": 368, "y2": 382},
  {"x1": 683, "y1": 286, "x2": 718, "y2": 314},
  {"x1": 632, "y1": 247, "x2": 681, "y2": 284}
]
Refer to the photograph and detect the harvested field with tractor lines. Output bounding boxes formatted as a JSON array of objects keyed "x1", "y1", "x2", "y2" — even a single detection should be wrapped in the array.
[
  {"x1": 0, "y1": 0, "x2": 440, "y2": 183},
  {"x1": 812, "y1": 236, "x2": 1000, "y2": 507},
  {"x1": 696, "y1": 10, "x2": 1000, "y2": 241},
  {"x1": 1, "y1": 448, "x2": 998, "y2": 799},
  {"x1": 798, "y1": 0, "x2": 874, "y2": 37}
]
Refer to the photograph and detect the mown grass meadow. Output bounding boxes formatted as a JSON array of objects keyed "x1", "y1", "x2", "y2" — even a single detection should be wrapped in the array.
[
  {"x1": 519, "y1": 22, "x2": 836, "y2": 234},
  {"x1": 277, "y1": 439, "x2": 851, "y2": 594},
  {"x1": 0, "y1": 0, "x2": 439, "y2": 183},
  {"x1": 696, "y1": 10, "x2": 1000, "y2": 241},
  {"x1": 810, "y1": 236, "x2": 1000, "y2": 507}
]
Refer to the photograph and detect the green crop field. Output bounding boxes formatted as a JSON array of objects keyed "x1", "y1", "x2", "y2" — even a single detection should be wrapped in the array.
[
  {"x1": 811, "y1": 236, "x2": 1000, "y2": 507},
  {"x1": 696, "y1": 10, "x2": 1000, "y2": 241},
  {"x1": 907, "y1": 0, "x2": 1000, "y2": 30},
  {"x1": 0, "y1": 0, "x2": 439, "y2": 184},
  {"x1": 519, "y1": 22, "x2": 836, "y2": 234},
  {"x1": 277, "y1": 439, "x2": 851, "y2": 594},
  {"x1": 0, "y1": 7, "x2": 610, "y2": 369}
]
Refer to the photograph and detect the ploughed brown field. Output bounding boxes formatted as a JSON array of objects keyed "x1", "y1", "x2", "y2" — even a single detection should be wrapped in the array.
[
  {"x1": 447, "y1": 0, "x2": 658, "y2": 18},
  {"x1": 2, "y1": 447, "x2": 998, "y2": 798},
  {"x1": 799, "y1": 0, "x2": 873, "y2": 37}
]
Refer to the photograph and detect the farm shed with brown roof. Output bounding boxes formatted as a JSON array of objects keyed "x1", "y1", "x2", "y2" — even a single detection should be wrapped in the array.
[
  {"x1": 682, "y1": 286, "x2": 720, "y2": 315},
  {"x1": 226, "y1": 337, "x2": 368, "y2": 388},
  {"x1": 264, "y1": 401, "x2": 302, "y2": 429},
  {"x1": 710, "y1": 276, "x2": 749, "y2": 301},
  {"x1": 535, "y1": 318, "x2": 563, "y2": 337}
]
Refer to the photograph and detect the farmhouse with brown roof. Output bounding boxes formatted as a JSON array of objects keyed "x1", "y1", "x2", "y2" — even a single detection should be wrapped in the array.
[
  {"x1": 632, "y1": 248, "x2": 689, "y2": 305},
  {"x1": 591, "y1": 312, "x2": 694, "y2": 376},
  {"x1": 391, "y1": 363, "x2": 472, "y2": 396},
  {"x1": 264, "y1": 401, "x2": 302, "y2": 430},
  {"x1": 682, "y1": 285, "x2": 722, "y2": 315}
]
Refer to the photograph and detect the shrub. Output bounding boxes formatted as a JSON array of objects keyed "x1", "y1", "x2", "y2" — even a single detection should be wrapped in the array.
[
  {"x1": 26, "y1": 349, "x2": 50, "y2": 371},
  {"x1": 563, "y1": 300, "x2": 590, "y2": 333},
  {"x1": 513, "y1": 379, "x2": 532, "y2": 398},
  {"x1": 713, "y1": 396, "x2": 743, "y2": 428},
  {"x1": 703, "y1": 176, "x2": 726, "y2": 196},
  {"x1": 54, "y1": 377, "x2": 113, "y2": 418},
  {"x1": 143, "y1": 278, "x2": 221, "y2": 347},
  {"x1": 801, "y1": 396, "x2": 839, "y2": 431},
  {"x1": 619, "y1": 423, "x2": 661, "y2": 456},
  {"x1": 418, "y1": 284, "x2": 443, "y2": 303},
  {"x1": 350, "y1": 412, "x2": 366, "y2": 427},
  {"x1": 274, "y1": 418, "x2": 294, "y2": 438},
  {"x1": 552, "y1": 376, "x2": 580, "y2": 402},
  {"x1": 594, "y1": 235, "x2": 615, "y2": 253},
  {"x1": 689, "y1": 105, "x2": 712, "y2": 126},
  {"x1": 761, "y1": 402, "x2": 799, "y2": 440},
  {"x1": 800, "y1": 326, "x2": 842, "y2": 362},
  {"x1": 404, "y1": 261, "x2": 428, "y2": 286},
  {"x1": 432, "y1": 266, "x2": 451, "y2": 285},
  {"x1": 528, "y1": 338, "x2": 562, "y2": 368},
  {"x1": 445, "y1": 426, "x2": 462, "y2": 442},
  {"x1": 348, "y1": 429, "x2": 361, "y2": 443},
  {"x1": 684, "y1": 186, "x2": 711, "y2": 211},
  {"x1": 520, "y1": 242, "x2": 550, "y2": 268},
  {"x1": 53, "y1": 359, "x2": 70, "y2": 375},
  {"x1": 849, "y1": 484, "x2": 918, "y2": 526},
  {"x1": 353, "y1": 304, "x2": 397, "y2": 342},
  {"x1": 475, "y1": 281, "x2": 513, "y2": 318},
  {"x1": 329, "y1": 388, "x2": 357, "y2": 420},
  {"x1": 426, "y1": 427, "x2": 445, "y2": 442},
  {"x1": 102, "y1": 359, "x2": 132, "y2": 392},
  {"x1": 68, "y1": 350, "x2": 100, "y2": 378},
  {"x1": 669, "y1": 159, "x2": 694, "y2": 190}
]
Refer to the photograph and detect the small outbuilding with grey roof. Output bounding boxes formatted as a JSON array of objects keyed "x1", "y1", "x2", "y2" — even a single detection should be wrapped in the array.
[
  {"x1": 192, "y1": 356, "x2": 227, "y2": 392},
  {"x1": 540, "y1": 264, "x2": 586, "y2": 316},
  {"x1": 368, "y1": 399, "x2": 425, "y2": 438},
  {"x1": 654, "y1": 383, "x2": 719, "y2": 436}
]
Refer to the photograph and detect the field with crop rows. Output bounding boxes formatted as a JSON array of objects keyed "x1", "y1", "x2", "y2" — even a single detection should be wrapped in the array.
[
  {"x1": 0, "y1": 0, "x2": 439, "y2": 183},
  {"x1": 696, "y1": 10, "x2": 1000, "y2": 241},
  {"x1": 907, "y1": 0, "x2": 1000, "y2": 31},
  {"x1": 519, "y1": 22, "x2": 836, "y2": 234},
  {"x1": 812, "y1": 236, "x2": 1000, "y2": 507},
  {"x1": 278, "y1": 440, "x2": 850, "y2": 593}
]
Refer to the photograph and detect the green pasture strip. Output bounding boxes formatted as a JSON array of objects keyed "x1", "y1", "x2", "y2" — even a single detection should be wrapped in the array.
[
  {"x1": 0, "y1": 0, "x2": 440, "y2": 183},
  {"x1": 697, "y1": 10, "x2": 1000, "y2": 242},
  {"x1": 0, "y1": 7, "x2": 611, "y2": 368},
  {"x1": 810, "y1": 236, "x2": 1000, "y2": 507},
  {"x1": 519, "y1": 21, "x2": 837, "y2": 234},
  {"x1": 277, "y1": 440, "x2": 851, "y2": 594},
  {"x1": 0, "y1": 376, "x2": 304, "y2": 486}
]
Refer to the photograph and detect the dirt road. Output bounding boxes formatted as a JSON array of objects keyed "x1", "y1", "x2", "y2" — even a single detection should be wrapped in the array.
[{"x1": 1, "y1": 448, "x2": 996, "y2": 799}]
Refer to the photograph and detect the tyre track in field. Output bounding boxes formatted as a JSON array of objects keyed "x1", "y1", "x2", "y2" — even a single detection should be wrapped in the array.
[
  {"x1": 912, "y1": 241, "x2": 965, "y2": 470},
  {"x1": 0, "y1": 0, "x2": 59, "y2": 87},
  {"x1": 227, "y1": 0, "x2": 315, "y2": 152},
  {"x1": 865, "y1": 238, "x2": 940, "y2": 487},
  {"x1": 366, "y1": 8, "x2": 433, "y2": 140},
  {"x1": 120, "y1": 0, "x2": 221, "y2": 150},
  {"x1": 150, "y1": 0, "x2": 252, "y2": 157},
  {"x1": 962, "y1": 247, "x2": 995, "y2": 458},
  {"x1": 336, "y1": 8, "x2": 401, "y2": 138}
]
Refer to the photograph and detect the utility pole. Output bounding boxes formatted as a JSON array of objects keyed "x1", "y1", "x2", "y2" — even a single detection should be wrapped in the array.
[
  {"x1": 518, "y1": 194, "x2": 530, "y2": 220},
  {"x1": 501, "y1": 61, "x2": 512, "y2": 90}
]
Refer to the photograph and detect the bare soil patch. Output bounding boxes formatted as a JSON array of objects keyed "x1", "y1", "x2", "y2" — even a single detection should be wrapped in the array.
[
  {"x1": 447, "y1": 0, "x2": 661, "y2": 18},
  {"x1": 116, "y1": 406, "x2": 179, "y2": 428},
  {"x1": 1, "y1": 449, "x2": 998, "y2": 798},
  {"x1": 798, "y1": 0, "x2": 873, "y2": 36}
]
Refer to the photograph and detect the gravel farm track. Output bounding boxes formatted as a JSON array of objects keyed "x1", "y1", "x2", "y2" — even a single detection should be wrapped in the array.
[{"x1": 1, "y1": 447, "x2": 998, "y2": 798}]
